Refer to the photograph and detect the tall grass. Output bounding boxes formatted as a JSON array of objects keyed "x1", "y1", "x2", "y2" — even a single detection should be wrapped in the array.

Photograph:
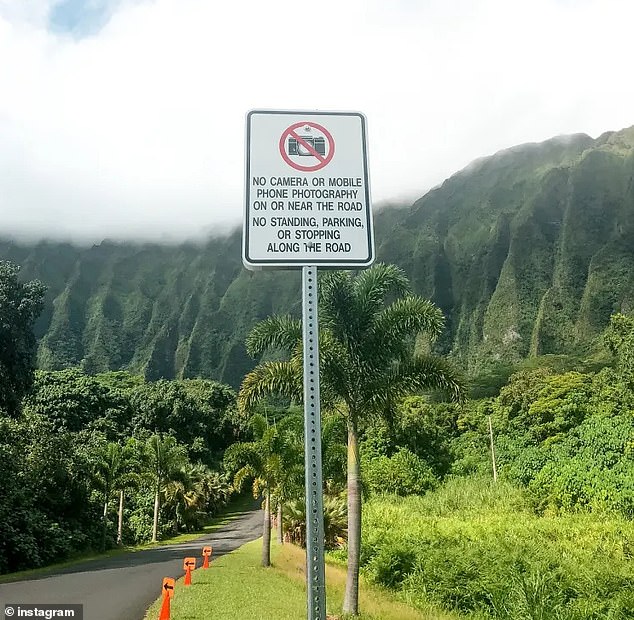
[{"x1": 348, "y1": 477, "x2": 634, "y2": 619}]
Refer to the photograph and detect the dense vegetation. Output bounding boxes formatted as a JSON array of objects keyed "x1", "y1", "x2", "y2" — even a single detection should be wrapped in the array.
[
  {"x1": 1, "y1": 126, "x2": 633, "y2": 387},
  {"x1": 0, "y1": 265, "x2": 245, "y2": 573},
  {"x1": 0, "y1": 366, "x2": 244, "y2": 573},
  {"x1": 2, "y1": 253, "x2": 634, "y2": 617},
  {"x1": 237, "y1": 264, "x2": 463, "y2": 614},
  {"x1": 355, "y1": 483, "x2": 634, "y2": 620},
  {"x1": 339, "y1": 313, "x2": 634, "y2": 618},
  {"x1": 2, "y1": 125, "x2": 634, "y2": 618}
]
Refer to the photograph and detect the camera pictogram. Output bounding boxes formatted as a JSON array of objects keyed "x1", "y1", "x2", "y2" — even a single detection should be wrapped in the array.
[
  {"x1": 287, "y1": 135, "x2": 326, "y2": 157},
  {"x1": 279, "y1": 121, "x2": 335, "y2": 172}
]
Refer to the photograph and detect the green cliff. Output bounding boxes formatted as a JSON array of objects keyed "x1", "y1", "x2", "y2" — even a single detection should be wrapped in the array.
[{"x1": 2, "y1": 126, "x2": 633, "y2": 385}]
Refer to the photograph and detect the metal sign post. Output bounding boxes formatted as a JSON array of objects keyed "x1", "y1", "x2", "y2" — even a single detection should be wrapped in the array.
[
  {"x1": 302, "y1": 265, "x2": 326, "y2": 619},
  {"x1": 244, "y1": 109, "x2": 374, "y2": 620}
]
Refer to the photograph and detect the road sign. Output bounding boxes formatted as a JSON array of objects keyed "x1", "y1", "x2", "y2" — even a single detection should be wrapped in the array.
[
  {"x1": 162, "y1": 577, "x2": 175, "y2": 599},
  {"x1": 182, "y1": 557, "x2": 196, "y2": 571},
  {"x1": 202, "y1": 546, "x2": 212, "y2": 556},
  {"x1": 243, "y1": 110, "x2": 374, "y2": 270}
]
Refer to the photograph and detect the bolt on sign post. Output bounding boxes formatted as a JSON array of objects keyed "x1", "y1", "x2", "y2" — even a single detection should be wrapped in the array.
[
  {"x1": 202, "y1": 545, "x2": 212, "y2": 569},
  {"x1": 183, "y1": 557, "x2": 196, "y2": 585},
  {"x1": 244, "y1": 110, "x2": 374, "y2": 620}
]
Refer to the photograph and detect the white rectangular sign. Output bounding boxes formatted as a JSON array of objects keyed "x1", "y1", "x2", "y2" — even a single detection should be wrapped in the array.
[{"x1": 243, "y1": 110, "x2": 375, "y2": 270}]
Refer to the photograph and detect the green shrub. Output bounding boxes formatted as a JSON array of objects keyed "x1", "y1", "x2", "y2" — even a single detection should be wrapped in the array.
[
  {"x1": 282, "y1": 495, "x2": 347, "y2": 549},
  {"x1": 356, "y1": 480, "x2": 634, "y2": 619},
  {"x1": 363, "y1": 447, "x2": 437, "y2": 496},
  {"x1": 365, "y1": 544, "x2": 416, "y2": 588}
]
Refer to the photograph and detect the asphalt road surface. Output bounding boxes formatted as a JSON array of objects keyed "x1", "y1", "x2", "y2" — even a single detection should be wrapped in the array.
[{"x1": 0, "y1": 505, "x2": 262, "y2": 620}]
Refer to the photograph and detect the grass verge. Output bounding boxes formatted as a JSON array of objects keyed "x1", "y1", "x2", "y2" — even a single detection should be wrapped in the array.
[{"x1": 144, "y1": 538, "x2": 458, "y2": 620}]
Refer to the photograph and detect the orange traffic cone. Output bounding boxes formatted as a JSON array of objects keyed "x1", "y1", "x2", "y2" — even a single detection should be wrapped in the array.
[
  {"x1": 158, "y1": 594, "x2": 170, "y2": 620},
  {"x1": 184, "y1": 567, "x2": 192, "y2": 586},
  {"x1": 202, "y1": 555, "x2": 209, "y2": 569}
]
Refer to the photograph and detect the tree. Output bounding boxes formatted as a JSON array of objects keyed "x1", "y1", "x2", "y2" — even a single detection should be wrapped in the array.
[
  {"x1": 163, "y1": 463, "x2": 230, "y2": 533},
  {"x1": 144, "y1": 435, "x2": 188, "y2": 542},
  {"x1": 92, "y1": 442, "x2": 126, "y2": 550},
  {"x1": 224, "y1": 414, "x2": 301, "y2": 567},
  {"x1": 238, "y1": 263, "x2": 463, "y2": 615},
  {"x1": 92, "y1": 438, "x2": 142, "y2": 548},
  {"x1": 131, "y1": 379, "x2": 237, "y2": 465},
  {"x1": 0, "y1": 261, "x2": 45, "y2": 417},
  {"x1": 24, "y1": 369, "x2": 114, "y2": 432}
]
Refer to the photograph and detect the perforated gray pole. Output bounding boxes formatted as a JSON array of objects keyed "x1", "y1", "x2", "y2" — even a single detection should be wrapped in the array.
[{"x1": 302, "y1": 265, "x2": 326, "y2": 620}]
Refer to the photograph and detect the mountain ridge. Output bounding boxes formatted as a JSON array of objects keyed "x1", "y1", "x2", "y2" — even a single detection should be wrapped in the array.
[{"x1": 2, "y1": 125, "x2": 633, "y2": 386}]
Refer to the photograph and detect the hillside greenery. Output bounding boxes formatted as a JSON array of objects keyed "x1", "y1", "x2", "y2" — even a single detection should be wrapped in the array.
[
  {"x1": 2, "y1": 256, "x2": 634, "y2": 618},
  {"x1": 0, "y1": 365, "x2": 244, "y2": 573},
  {"x1": 2, "y1": 125, "x2": 634, "y2": 618},
  {"x1": 1, "y1": 126, "x2": 633, "y2": 387}
]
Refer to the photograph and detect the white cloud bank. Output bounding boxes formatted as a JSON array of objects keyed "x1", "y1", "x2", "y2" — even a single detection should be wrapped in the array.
[{"x1": 1, "y1": 0, "x2": 634, "y2": 241}]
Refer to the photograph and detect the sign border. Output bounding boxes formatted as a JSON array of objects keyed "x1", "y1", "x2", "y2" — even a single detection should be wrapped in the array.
[{"x1": 243, "y1": 109, "x2": 375, "y2": 270}]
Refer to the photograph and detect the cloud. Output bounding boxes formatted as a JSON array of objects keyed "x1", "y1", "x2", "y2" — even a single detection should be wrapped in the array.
[{"x1": 1, "y1": 0, "x2": 634, "y2": 241}]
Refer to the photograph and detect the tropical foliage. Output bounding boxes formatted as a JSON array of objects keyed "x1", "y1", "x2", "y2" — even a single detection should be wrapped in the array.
[
  {"x1": 0, "y1": 263, "x2": 243, "y2": 573},
  {"x1": 0, "y1": 261, "x2": 45, "y2": 416},
  {"x1": 3, "y1": 241, "x2": 634, "y2": 619},
  {"x1": 238, "y1": 263, "x2": 463, "y2": 614},
  {"x1": 223, "y1": 413, "x2": 303, "y2": 566}
]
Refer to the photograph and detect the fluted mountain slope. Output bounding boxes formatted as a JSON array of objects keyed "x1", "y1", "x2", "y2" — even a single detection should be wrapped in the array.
[{"x1": 2, "y1": 126, "x2": 633, "y2": 385}]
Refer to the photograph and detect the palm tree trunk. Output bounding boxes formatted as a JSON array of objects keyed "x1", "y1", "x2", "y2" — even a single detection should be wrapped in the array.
[
  {"x1": 262, "y1": 489, "x2": 271, "y2": 567},
  {"x1": 152, "y1": 486, "x2": 160, "y2": 543},
  {"x1": 102, "y1": 496, "x2": 109, "y2": 552},
  {"x1": 117, "y1": 490, "x2": 124, "y2": 545},
  {"x1": 343, "y1": 422, "x2": 361, "y2": 616},
  {"x1": 277, "y1": 501, "x2": 283, "y2": 544}
]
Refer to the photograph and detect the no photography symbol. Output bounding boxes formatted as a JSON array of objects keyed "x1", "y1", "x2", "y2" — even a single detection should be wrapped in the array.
[{"x1": 279, "y1": 121, "x2": 335, "y2": 172}]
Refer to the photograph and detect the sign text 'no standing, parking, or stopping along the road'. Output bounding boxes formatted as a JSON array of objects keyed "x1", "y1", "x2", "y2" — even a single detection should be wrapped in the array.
[{"x1": 243, "y1": 110, "x2": 375, "y2": 269}]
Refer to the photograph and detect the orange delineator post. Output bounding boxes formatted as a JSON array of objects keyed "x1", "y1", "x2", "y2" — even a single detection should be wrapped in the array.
[
  {"x1": 202, "y1": 546, "x2": 212, "y2": 569},
  {"x1": 182, "y1": 556, "x2": 196, "y2": 586},
  {"x1": 158, "y1": 592, "x2": 171, "y2": 620}
]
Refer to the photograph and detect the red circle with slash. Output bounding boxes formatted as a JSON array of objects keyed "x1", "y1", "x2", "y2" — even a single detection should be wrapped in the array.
[{"x1": 279, "y1": 121, "x2": 335, "y2": 172}]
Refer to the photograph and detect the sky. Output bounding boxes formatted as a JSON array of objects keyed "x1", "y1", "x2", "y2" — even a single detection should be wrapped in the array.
[{"x1": 1, "y1": 0, "x2": 634, "y2": 242}]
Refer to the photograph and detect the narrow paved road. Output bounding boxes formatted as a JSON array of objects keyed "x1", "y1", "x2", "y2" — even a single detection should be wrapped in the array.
[{"x1": 0, "y1": 505, "x2": 262, "y2": 620}]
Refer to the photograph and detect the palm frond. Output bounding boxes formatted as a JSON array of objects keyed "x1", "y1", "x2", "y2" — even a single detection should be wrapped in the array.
[
  {"x1": 317, "y1": 271, "x2": 356, "y2": 334},
  {"x1": 369, "y1": 296, "x2": 445, "y2": 358},
  {"x1": 233, "y1": 464, "x2": 257, "y2": 493},
  {"x1": 246, "y1": 315, "x2": 302, "y2": 357},
  {"x1": 238, "y1": 361, "x2": 302, "y2": 414},
  {"x1": 249, "y1": 413, "x2": 268, "y2": 439},
  {"x1": 319, "y1": 330, "x2": 353, "y2": 406},
  {"x1": 352, "y1": 263, "x2": 411, "y2": 311},
  {"x1": 367, "y1": 354, "x2": 465, "y2": 409},
  {"x1": 223, "y1": 442, "x2": 261, "y2": 472}
]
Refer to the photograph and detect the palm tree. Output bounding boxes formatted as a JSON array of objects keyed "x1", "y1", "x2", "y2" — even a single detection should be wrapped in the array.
[
  {"x1": 223, "y1": 414, "x2": 302, "y2": 566},
  {"x1": 115, "y1": 438, "x2": 143, "y2": 545},
  {"x1": 163, "y1": 463, "x2": 229, "y2": 533},
  {"x1": 93, "y1": 442, "x2": 124, "y2": 551},
  {"x1": 239, "y1": 263, "x2": 463, "y2": 615},
  {"x1": 144, "y1": 434, "x2": 188, "y2": 542},
  {"x1": 92, "y1": 441, "x2": 140, "y2": 550}
]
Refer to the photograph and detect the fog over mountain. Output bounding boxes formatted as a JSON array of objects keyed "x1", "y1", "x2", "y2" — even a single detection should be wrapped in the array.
[
  {"x1": 2, "y1": 126, "x2": 633, "y2": 386},
  {"x1": 2, "y1": 0, "x2": 634, "y2": 241}
]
